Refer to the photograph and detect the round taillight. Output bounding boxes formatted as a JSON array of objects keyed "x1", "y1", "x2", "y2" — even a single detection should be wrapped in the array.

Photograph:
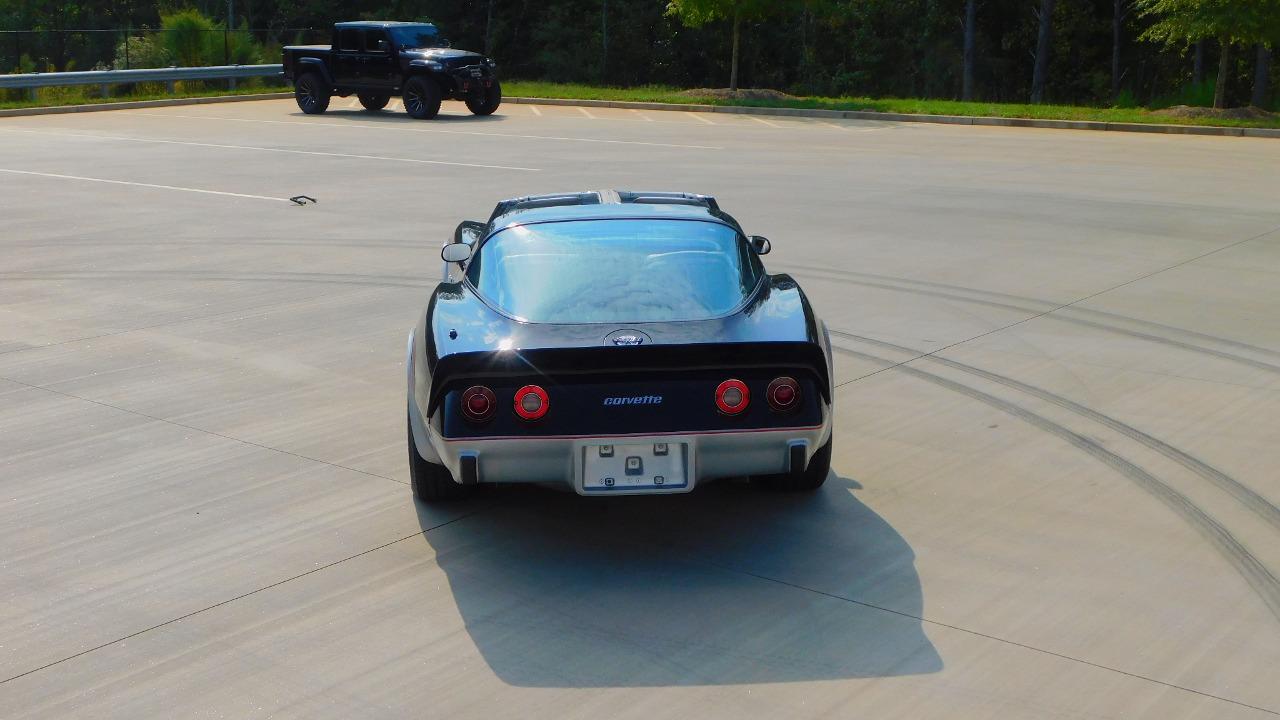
[
  {"x1": 715, "y1": 379, "x2": 750, "y2": 415},
  {"x1": 461, "y1": 386, "x2": 496, "y2": 423},
  {"x1": 514, "y1": 384, "x2": 549, "y2": 420},
  {"x1": 767, "y1": 376, "x2": 801, "y2": 412}
]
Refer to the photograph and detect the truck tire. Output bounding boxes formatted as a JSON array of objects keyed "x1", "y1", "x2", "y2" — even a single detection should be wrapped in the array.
[
  {"x1": 408, "y1": 414, "x2": 471, "y2": 502},
  {"x1": 752, "y1": 438, "x2": 832, "y2": 492},
  {"x1": 403, "y1": 76, "x2": 442, "y2": 120},
  {"x1": 294, "y1": 72, "x2": 330, "y2": 115},
  {"x1": 465, "y1": 81, "x2": 503, "y2": 116},
  {"x1": 358, "y1": 93, "x2": 390, "y2": 111}
]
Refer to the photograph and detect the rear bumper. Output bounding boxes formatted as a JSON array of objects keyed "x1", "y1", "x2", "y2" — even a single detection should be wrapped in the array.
[{"x1": 413, "y1": 401, "x2": 831, "y2": 496}]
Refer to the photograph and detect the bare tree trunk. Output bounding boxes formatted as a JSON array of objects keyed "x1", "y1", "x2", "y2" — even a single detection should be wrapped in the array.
[
  {"x1": 1253, "y1": 44, "x2": 1272, "y2": 108},
  {"x1": 601, "y1": 0, "x2": 608, "y2": 81},
  {"x1": 962, "y1": 0, "x2": 977, "y2": 101},
  {"x1": 1111, "y1": 0, "x2": 1122, "y2": 99},
  {"x1": 484, "y1": 0, "x2": 495, "y2": 56},
  {"x1": 1193, "y1": 39, "x2": 1204, "y2": 84},
  {"x1": 1214, "y1": 39, "x2": 1230, "y2": 109},
  {"x1": 1030, "y1": 0, "x2": 1056, "y2": 103},
  {"x1": 729, "y1": 7, "x2": 741, "y2": 92}
]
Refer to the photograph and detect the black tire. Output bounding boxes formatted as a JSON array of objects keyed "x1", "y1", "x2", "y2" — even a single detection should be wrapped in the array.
[
  {"x1": 294, "y1": 72, "x2": 330, "y2": 115},
  {"x1": 752, "y1": 438, "x2": 832, "y2": 492},
  {"x1": 403, "y1": 76, "x2": 442, "y2": 119},
  {"x1": 464, "y1": 80, "x2": 502, "y2": 116},
  {"x1": 358, "y1": 93, "x2": 390, "y2": 111},
  {"x1": 408, "y1": 414, "x2": 471, "y2": 502}
]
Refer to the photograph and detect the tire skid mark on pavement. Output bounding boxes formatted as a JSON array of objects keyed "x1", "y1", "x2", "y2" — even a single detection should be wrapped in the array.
[
  {"x1": 788, "y1": 263, "x2": 1280, "y2": 364},
  {"x1": 792, "y1": 266, "x2": 1280, "y2": 375},
  {"x1": 130, "y1": 112, "x2": 725, "y2": 150},
  {"x1": 832, "y1": 329, "x2": 1280, "y2": 534},
  {"x1": 829, "y1": 342, "x2": 1280, "y2": 623}
]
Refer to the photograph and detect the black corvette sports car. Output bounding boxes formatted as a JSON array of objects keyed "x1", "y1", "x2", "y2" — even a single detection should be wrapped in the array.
[{"x1": 407, "y1": 191, "x2": 834, "y2": 502}]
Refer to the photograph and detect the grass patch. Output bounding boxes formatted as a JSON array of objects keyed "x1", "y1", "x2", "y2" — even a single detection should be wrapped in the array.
[
  {"x1": 503, "y1": 81, "x2": 1280, "y2": 130},
  {"x1": 0, "y1": 82, "x2": 290, "y2": 111}
]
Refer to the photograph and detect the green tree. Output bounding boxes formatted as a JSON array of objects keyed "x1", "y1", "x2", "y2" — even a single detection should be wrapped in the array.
[
  {"x1": 1138, "y1": 0, "x2": 1280, "y2": 107},
  {"x1": 666, "y1": 0, "x2": 794, "y2": 91}
]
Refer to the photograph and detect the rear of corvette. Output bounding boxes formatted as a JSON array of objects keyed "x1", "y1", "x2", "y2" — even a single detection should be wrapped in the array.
[{"x1": 406, "y1": 192, "x2": 834, "y2": 499}]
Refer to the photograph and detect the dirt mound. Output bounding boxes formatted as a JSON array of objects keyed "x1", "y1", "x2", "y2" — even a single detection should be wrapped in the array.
[
  {"x1": 678, "y1": 88, "x2": 800, "y2": 102},
  {"x1": 1151, "y1": 104, "x2": 1277, "y2": 121}
]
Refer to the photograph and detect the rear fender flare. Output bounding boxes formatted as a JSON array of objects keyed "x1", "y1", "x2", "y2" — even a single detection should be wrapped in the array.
[
  {"x1": 407, "y1": 328, "x2": 442, "y2": 463},
  {"x1": 296, "y1": 57, "x2": 334, "y2": 86}
]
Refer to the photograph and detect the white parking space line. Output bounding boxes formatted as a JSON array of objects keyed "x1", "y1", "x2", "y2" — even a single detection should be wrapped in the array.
[
  {"x1": 134, "y1": 113, "x2": 725, "y2": 150},
  {"x1": 814, "y1": 120, "x2": 848, "y2": 131},
  {"x1": 686, "y1": 112, "x2": 716, "y2": 125},
  {"x1": 0, "y1": 128, "x2": 541, "y2": 172},
  {"x1": 527, "y1": 105, "x2": 543, "y2": 116},
  {"x1": 631, "y1": 109, "x2": 655, "y2": 122},
  {"x1": 748, "y1": 116, "x2": 783, "y2": 128},
  {"x1": 577, "y1": 107, "x2": 598, "y2": 120},
  {"x1": 0, "y1": 168, "x2": 293, "y2": 203}
]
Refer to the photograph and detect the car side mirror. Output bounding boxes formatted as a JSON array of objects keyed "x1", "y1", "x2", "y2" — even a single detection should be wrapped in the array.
[
  {"x1": 454, "y1": 220, "x2": 486, "y2": 246},
  {"x1": 750, "y1": 235, "x2": 771, "y2": 255},
  {"x1": 441, "y1": 243, "x2": 472, "y2": 264}
]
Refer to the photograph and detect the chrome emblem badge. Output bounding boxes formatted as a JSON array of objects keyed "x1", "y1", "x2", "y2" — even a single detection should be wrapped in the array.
[{"x1": 606, "y1": 329, "x2": 651, "y2": 346}]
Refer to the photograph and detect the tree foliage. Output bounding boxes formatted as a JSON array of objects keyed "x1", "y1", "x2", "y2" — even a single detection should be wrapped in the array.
[
  {"x1": 1138, "y1": 0, "x2": 1280, "y2": 45},
  {"x1": 1, "y1": 0, "x2": 1277, "y2": 108}
]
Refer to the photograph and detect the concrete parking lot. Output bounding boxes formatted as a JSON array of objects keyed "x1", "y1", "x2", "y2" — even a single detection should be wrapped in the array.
[{"x1": 2, "y1": 97, "x2": 1279, "y2": 718}]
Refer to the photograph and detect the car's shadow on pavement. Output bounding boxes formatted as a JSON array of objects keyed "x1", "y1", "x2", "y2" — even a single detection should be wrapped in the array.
[
  {"x1": 289, "y1": 108, "x2": 509, "y2": 123},
  {"x1": 416, "y1": 474, "x2": 942, "y2": 687}
]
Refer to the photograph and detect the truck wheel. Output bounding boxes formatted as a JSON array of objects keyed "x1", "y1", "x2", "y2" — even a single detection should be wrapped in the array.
[
  {"x1": 465, "y1": 81, "x2": 503, "y2": 116},
  {"x1": 294, "y1": 72, "x2": 330, "y2": 115},
  {"x1": 358, "y1": 93, "x2": 390, "y2": 111},
  {"x1": 403, "y1": 77, "x2": 442, "y2": 120},
  {"x1": 752, "y1": 438, "x2": 832, "y2": 492},
  {"x1": 408, "y1": 414, "x2": 471, "y2": 502}
]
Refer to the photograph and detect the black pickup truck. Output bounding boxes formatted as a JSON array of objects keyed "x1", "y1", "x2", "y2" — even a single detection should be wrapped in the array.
[{"x1": 282, "y1": 21, "x2": 500, "y2": 119}]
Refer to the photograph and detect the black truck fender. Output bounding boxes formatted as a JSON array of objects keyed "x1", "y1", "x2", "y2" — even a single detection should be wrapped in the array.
[{"x1": 295, "y1": 57, "x2": 334, "y2": 86}]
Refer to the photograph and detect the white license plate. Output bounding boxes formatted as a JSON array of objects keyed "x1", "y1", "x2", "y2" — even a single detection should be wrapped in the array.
[{"x1": 582, "y1": 442, "x2": 688, "y2": 491}]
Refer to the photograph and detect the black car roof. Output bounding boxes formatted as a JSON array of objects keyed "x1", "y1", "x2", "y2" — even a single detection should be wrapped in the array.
[{"x1": 487, "y1": 190, "x2": 743, "y2": 233}]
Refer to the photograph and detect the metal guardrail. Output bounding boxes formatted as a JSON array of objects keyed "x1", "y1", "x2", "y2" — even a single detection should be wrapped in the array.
[{"x1": 0, "y1": 64, "x2": 283, "y2": 91}]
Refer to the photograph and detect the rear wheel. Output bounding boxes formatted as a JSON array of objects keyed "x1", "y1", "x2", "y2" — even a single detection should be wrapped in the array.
[
  {"x1": 403, "y1": 76, "x2": 442, "y2": 120},
  {"x1": 294, "y1": 72, "x2": 330, "y2": 114},
  {"x1": 408, "y1": 414, "x2": 471, "y2": 502},
  {"x1": 358, "y1": 93, "x2": 390, "y2": 111},
  {"x1": 752, "y1": 438, "x2": 831, "y2": 492},
  {"x1": 465, "y1": 80, "x2": 502, "y2": 116}
]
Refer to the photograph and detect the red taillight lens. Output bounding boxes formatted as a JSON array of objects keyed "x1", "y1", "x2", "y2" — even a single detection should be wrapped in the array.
[
  {"x1": 715, "y1": 379, "x2": 750, "y2": 415},
  {"x1": 514, "y1": 384, "x2": 549, "y2": 420},
  {"x1": 461, "y1": 386, "x2": 496, "y2": 423},
  {"x1": 767, "y1": 376, "x2": 801, "y2": 412}
]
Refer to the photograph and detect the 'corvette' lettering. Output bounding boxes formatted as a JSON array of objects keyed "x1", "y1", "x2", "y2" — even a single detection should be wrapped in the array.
[{"x1": 603, "y1": 396, "x2": 664, "y2": 406}]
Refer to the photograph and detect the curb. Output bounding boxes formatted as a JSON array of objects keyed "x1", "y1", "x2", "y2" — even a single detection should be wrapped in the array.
[
  {"x1": 506, "y1": 96, "x2": 1280, "y2": 139},
  {"x1": 4, "y1": 90, "x2": 1275, "y2": 138},
  {"x1": 0, "y1": 92, "x2": 294, "y2": 118}
]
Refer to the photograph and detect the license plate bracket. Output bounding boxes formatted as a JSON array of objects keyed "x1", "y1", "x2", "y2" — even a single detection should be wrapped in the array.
[{"x1": 582, "y1": 442, "x2": 688, "y2": 492}]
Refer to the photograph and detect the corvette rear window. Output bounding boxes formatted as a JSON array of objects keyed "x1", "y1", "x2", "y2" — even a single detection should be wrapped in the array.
[{"x1": 466, "y1": 219, "x2": 761, "y2": 324}]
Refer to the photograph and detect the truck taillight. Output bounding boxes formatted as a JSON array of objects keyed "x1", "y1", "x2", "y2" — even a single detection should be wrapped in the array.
[
  {"x1": 514, "y1": 385, "x2": 549, "y2": 420},
  {"x1": 715, "y1": 379, "x2": 750, "y2": 415},
  {"x1": 767, "y1": 377, "x2": 800, "y2": 412},
  {"x1": 461, "y1": 386, "x2": 496, "y2": 423}
]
